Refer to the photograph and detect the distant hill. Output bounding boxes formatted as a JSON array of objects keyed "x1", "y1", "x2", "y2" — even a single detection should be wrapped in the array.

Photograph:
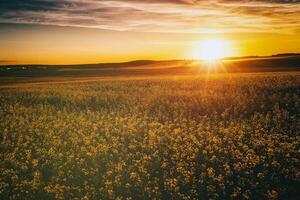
[
  {"x1": 223, "y1": 56, "x2": 260, "y2": 60},
  {"x1": 272, "y1": 53, "x2": 300, "y2": 57},
  {"x1": 1, "y1": 55, "x2": 300, "y2": 81},
  {"x1": 224, "y1": 53, "x2": 300, "y2": 60}
]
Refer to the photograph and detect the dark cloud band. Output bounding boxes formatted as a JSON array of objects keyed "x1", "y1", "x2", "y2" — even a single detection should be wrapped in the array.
[{"x1": 0, "y1": 0, "x2": 299, "y2": 33}]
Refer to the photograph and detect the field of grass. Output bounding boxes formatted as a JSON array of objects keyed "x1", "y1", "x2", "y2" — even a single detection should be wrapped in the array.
[
  {"x1": 0, "y1": 71, "x2": 299, "y2": 199},
  {"x1": 1, "y1": 55, "x2": 300, "y2": 86}
]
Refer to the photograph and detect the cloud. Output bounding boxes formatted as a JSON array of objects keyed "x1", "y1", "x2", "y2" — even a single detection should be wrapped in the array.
[{"x1": 0, "y1": 0, "x2": 299, "y2": 33}]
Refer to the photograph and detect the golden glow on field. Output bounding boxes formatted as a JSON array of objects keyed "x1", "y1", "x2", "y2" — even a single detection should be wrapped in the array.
[{"x1": 192, "y1": 39, "x2": 233, "y2": 61}]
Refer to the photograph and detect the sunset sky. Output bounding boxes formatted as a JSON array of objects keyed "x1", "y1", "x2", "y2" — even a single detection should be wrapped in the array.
[{"x1": 0, "y1": 0, "x2": 299, "y2": 65}]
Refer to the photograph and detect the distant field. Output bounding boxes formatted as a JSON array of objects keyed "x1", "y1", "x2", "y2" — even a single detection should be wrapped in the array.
[
  {"x1": 1, "y1": 55, "x2": 300, "y2": 86},
  {"x1": 0, "y1": 71, "x2": 299, "y2": 199}
]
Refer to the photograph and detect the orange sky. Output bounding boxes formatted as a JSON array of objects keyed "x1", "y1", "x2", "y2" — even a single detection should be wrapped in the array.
[{"x1": 0, "y1": 0, "x2": 299, "y2": 65}]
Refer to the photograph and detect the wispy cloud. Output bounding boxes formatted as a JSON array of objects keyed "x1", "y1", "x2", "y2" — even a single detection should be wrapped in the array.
[{"x1": 0, "y1": 0, "x2": 299, "y2": 33}]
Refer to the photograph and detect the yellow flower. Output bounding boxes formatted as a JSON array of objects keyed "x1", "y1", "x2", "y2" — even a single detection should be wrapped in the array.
[
  {"x1": 207, "y1": 168, "x2": 215, "y2": 177},
  {"x1": 32, "y1": 159, "x2": 38, "y2": 167}
]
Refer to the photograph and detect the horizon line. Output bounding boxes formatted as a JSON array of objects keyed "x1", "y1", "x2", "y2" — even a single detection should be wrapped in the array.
[{"x1": 1, "y1": 53, "x2": 299, "y2": 67}]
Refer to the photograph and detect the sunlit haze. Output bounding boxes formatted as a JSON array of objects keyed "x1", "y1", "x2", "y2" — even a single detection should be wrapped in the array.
[{"x1": 0, "y1": 0, "x2": 299, "y2": 65}]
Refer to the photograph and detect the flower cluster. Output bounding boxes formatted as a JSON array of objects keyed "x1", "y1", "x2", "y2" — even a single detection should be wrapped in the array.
[{"x1": 0, "y1": 73, "x2": 299, "y2": 199}]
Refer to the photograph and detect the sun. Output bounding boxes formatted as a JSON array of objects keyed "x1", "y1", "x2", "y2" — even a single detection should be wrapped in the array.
[{"x1": 192, "y1": 39, "x2": 231, "y2": 61}]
